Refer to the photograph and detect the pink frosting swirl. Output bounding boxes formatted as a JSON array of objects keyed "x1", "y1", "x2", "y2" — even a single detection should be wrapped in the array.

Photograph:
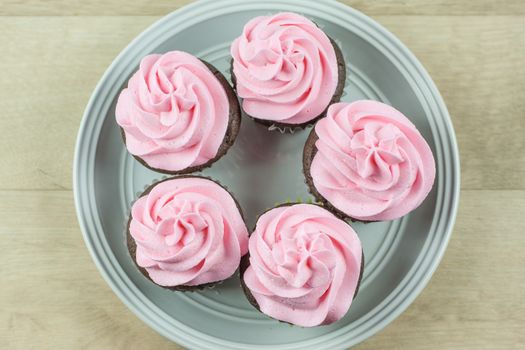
[
  {"x1": 310, "y1": 100, "x2": 436, "y2": 221},
  {"x1": 231, "y1": 12, "x2": 339, "y2": 124},
  {"x1": 243, "y1": 204, "x2": 362, "y2": 327},
  {"x1": 129, "y1": 177, "x2": 249, "y2": 287},
  {"x1": 116, "y1": 51, "x2": 229, "y2": 172}
]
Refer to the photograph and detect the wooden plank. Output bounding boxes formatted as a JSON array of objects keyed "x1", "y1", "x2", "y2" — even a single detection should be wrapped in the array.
[
  {"x1": 0, "y1": 17, "x2": 156, "y2": 191},
  {"x1": 0, "y1": 190, "x2": 180, "y2": 349},
  {"x1": 357, "y1": 189, "x2": 525, "y2": 349},
  {"x1": 1, "y1": 16, "x2": 524, "y2": 191},
  {"x1": 1, "y1": 0, "x2": 525, "y2": 16},
  {"x1": 0, "y1": 190, "x2": 524, "y2": 349},
  {"x1": 375, "y1": 15, "x2": 525, "y2": 190}
]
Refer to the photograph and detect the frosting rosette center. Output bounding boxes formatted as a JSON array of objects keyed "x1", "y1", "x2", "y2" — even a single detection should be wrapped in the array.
[
  {"x1": 116, "y1": 51, "x2": 230, "y2": 172},
  {"x1": 155, "y1": 200, "x2": 212, "y2": 247},
  {"x1": 309, "y1": 100, "x2": 436, "y2": 221},
  {"x1": 272, "y1": 227, "x2": 336, "y2": 289},
  {"x1": 351, "y1": 123, "x2": 405, "y2": 180},
  {"x1": 231, "y1": 12, "x2": 339, "y2": 124},
  {"x1": 243, "y1": 204, "x2": 362, "y2": 327},
  {"x1": 129, "y1": 177, "x2": 249, "y2": 287}
]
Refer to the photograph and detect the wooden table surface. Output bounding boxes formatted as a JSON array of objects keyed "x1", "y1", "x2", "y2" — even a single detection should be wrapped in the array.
[{"x1": 1, "y1": 0, "x2": 524, "y2": 349}]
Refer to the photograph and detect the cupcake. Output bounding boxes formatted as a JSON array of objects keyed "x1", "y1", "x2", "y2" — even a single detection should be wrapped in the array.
[
  {"x1": 127, "y1": 176, "x2": 249, "y2": 291},
  {"x1": 303, "y1": 100, "x2": 436, "y2": 222},
  {"x1": 116, "y1": 50, "x2": 241, "y2": 174},
  {"x1": 230, "y1": 12, "x2": 345, "y2": 129},
  {"x1": 241, "y1": 203, "x2": 363, "y2": 327}
]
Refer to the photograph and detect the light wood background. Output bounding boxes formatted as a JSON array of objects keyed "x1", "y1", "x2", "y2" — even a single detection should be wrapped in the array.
[{"x1": 1, "y1": 0, "x2": 524, "y2": 349}]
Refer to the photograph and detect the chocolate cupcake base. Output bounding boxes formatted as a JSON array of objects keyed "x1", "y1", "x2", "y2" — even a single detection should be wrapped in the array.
[
  {"x1": 121, "y1": 59, "x2": 241, "y2": 175},
  {"x1": 240, "y1": 251, "x2": 364, "y2": 320},
  {"x1": 239, "y1": 202, "x2": 365, "y2": 325},
  {"x1": 126, "y1": 224, "x2": 217, "y2": 292},
  {"x1": 231, "y1": 37, "x2": 346, "y2": 131},
  {"x1": 126, "y1": 175, "x2": 247, "y2": 292}
]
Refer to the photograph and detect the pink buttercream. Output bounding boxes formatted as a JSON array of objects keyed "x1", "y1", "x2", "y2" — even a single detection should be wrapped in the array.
[
  {"x1": 116, "y1": 51, "x2": 229, "y2": 172},
  {"x1": 310, "y1": 100, "x2": 436, "y2": 221},
  {"x1": 231, "y1": 12, "x2": 339, "y2": 124},
  {"x1": 129, "y1": 177, "x2": 249, "y2": 287},
  {"x1": 243, "y1": 204, "x2": 362, "y2": 327}
]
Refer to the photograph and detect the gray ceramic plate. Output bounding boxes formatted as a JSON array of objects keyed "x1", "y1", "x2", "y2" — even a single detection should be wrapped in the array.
[{"x1": 74, "y1": 0, "x2": 460, "y2": 349}]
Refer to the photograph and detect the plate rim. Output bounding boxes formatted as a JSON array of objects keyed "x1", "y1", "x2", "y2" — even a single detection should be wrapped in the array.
[{"x1": 73, "y1": 0, "x2": 460, "y2": 349}]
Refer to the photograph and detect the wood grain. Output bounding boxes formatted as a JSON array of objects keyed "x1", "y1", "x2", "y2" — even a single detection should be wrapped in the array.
[
  {"x1": 0, "y1": 190, "x2": 179, "y2": 350},
  {"x1": 1, "y1": 15, "x2": 524, "y2": 190},
  {"x1": 1, "y1": 0, "x2": 525, "y2": 16},
  {"x1": 0, "y1": 17, "x2": 154, "y2": 190},
  {"x1": 377, "y1": 15, "x2": 525, "y2": 190},
  {"x1": 357, "y1": 190, "x2": 525, "y2": 350},
  {"x1": 0, "y1": 190, "x2": 523, "y2": 349}
]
